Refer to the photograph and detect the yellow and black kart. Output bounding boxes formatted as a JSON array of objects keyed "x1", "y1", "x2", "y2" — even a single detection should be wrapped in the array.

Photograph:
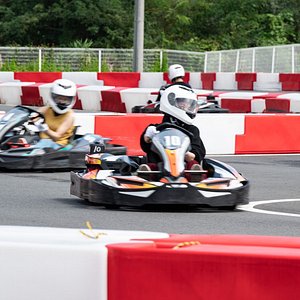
[{"x1": 70, "y1": 123, "x2": 249, "y2": 209}]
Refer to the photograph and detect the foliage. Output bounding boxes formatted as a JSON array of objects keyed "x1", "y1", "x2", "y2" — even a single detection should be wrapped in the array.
[{"x1": 0, "y1": 0, "x2": 299, "y2": 53}]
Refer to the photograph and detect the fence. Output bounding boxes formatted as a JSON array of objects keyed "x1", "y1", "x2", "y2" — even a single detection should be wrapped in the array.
[{"x1": 0, "y1": 44, "x2": 299, "y2": 73}]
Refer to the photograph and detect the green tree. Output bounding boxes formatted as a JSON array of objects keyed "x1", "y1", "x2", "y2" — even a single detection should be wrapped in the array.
[{"x1": 0, "y1": 0, "x2": 299, "y2": 52}]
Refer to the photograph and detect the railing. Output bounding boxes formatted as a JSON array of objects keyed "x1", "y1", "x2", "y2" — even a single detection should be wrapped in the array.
[{"x1": 0, "y1": 44, "x2": 299, "y2": 73}]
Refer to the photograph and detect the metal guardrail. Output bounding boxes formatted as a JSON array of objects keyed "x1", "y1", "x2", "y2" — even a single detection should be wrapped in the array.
[{"x1": 0, "y1": 44, "x2": 299, "y2": 73}]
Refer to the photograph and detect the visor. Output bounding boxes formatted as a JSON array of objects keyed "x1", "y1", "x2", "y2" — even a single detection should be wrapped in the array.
[
  {"x1": 52, "y1": 93, "x2": 74, "y2": 106},
  {"x1": 174, "y1": 97, "x2": 200, "y2": 114}
]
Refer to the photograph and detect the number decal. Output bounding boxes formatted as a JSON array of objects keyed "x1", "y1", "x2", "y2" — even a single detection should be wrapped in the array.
[{"x1": 164, "y1": 135, "x2": 181, "y2": 147}]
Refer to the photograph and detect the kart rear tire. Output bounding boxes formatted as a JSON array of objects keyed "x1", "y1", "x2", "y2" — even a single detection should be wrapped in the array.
[
  {"x1": 218, "y1": 205, "x2": 237, "y2": 211},
  {"x1": 131, "y1": 106, "x2": 143, "y2": 113}
]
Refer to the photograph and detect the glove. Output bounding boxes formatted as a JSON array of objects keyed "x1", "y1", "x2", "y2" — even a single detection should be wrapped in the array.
[
  {"x1": 36, "y1": 123, "x2": 49, "y2": 132},
  {"x1": 145, "y1": 125, "x2": 159, "y2": 140},
  {"x1": 34, "y1": 119, "x2": 49, "y2": 132}
]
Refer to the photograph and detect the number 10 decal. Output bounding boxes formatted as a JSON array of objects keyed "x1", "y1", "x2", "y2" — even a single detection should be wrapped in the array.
[{"x1": 164, "y1": 135, "x2": 181, "y2": 147}]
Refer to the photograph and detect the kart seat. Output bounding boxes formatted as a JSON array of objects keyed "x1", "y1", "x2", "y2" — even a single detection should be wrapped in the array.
[{"x1": 137, "y1": 170, "x2": 162, "y2": 181}]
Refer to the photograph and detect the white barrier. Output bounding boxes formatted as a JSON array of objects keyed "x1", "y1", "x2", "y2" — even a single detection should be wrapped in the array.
[
  {"x1": 120, "y1": 87, "x2": 158, "y2": 112},
  {"x1": 0, "y1": 71, "x2": 17, "y2": 82},
  {"x1": 253, "y1": 72, "x2": 281, "y2": 91},
  {"x1": 214, "y1": 72, "x2": 237, "y2": 90},
  {"x1": 62, "y1": 72, "x2": 101, "y2": 85},
  {"x1": 77, "y1": 85, "x2": 115, "y2": 111},
  {"x1": 0, "y1": 82, "x2": 35, "y2": 105},
  {"x1": 218, "y1": 91, "x2": 268, "y2": 99},
  {"x1": 193, "y1": 114, "x2": 245, "y2": 154},
  {"x1": 0, "y1": 226, "x2": 168, "y2": 300},
  {"x1": 277, "y1": 93, "x2": 300, "y2": 112},
  {"x1": 189, "y1": 72, "x2": 202, "y2": 89},
  {"x1": 38, "y1": 83, "x2": 53, "y2": 105},
  {"x1": 138, "y1": 72, "x2": 165, "y2": 88}
]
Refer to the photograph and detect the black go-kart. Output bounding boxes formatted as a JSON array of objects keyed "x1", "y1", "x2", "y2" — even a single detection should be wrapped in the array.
[
  {"x1": 0, "y1": 105, "x2": 126, "y2": 170},
  {"x1": 70, "y1": 123, "x2": 249, "y2": 210},
  {"x1": 131, "y1": 94, "x2": 229, "y2": 114}
]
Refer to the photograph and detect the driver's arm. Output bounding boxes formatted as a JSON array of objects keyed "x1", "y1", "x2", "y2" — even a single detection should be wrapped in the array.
[
  {"x1": 44, "y1": 114, "x2": 74, "y2": 142},
  {"x1": 37, "y1": 108, "x2": 75, "y2": 142}
]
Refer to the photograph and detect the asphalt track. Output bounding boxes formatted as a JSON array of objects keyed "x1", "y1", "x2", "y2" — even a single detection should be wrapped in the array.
[
  {"x1": 0, "y1": 154, "x2": 299, "y2": 236},
  {"x1": 0, "y1": 105, "x2": 299, "y2": 236}
]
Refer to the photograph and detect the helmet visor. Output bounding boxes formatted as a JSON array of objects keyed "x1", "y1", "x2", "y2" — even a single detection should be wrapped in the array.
[
  {"x1": 174, "y1": 97, "x2": 200, "y2": 114},
  {"x1": 52, "y1": 93, "x2": 74, "y2": 110}
]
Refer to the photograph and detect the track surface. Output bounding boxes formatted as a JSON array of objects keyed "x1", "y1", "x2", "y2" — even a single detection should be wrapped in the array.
[{"x1": 0, "y1": 154, "x2": 299, "y2": 236}]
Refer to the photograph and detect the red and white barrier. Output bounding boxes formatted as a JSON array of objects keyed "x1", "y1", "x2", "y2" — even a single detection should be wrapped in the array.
[
  {"x1": 1, "y1": 71, "x2": 300, "y2": 113},
  {"x1": 1, "y1": 226, "x2": 300, "y2": 300},
  {"x1": 0, "y1": 110, "x2": 299, "y2": 155},
  {"x1": 0, "y1": 226, "x2": 168, "y2": 300},
  {"x1": 88, "y1": 113, "x2": 300, "y2": 155}
]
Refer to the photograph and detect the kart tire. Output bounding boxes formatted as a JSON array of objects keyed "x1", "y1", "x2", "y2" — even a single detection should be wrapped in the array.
[
  {"x1": 218, "y1": 205, "x2": 237, "y2": 211},
  {"x1": 131, "y1": 106, "x2": 143, "y2": 113}
]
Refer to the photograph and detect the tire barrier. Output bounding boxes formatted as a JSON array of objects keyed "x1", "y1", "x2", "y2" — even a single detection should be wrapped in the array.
[{"x1": 1, "y1": 226, "x2": 300, "y2": 300}]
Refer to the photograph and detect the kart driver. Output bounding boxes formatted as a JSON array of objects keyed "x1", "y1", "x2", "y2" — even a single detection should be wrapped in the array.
[
  {"x1": 33, "y1": 79, "x2": 77, "y2": 149},
  {"x1": 155, "y1": 64, "x2": 191, "y2": 103},
  {"x1": 140, "y1": 84, "x2": 206, "y2": 172}
]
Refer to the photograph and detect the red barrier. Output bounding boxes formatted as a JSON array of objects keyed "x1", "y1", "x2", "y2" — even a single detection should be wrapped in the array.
[
  {"x1": 235, "y1": 73, "x2": 257, "y2": 90},
  {"x1": 20, "y1": 83, "x2": 45, "y2": 106},
  {"x1": 220, "y1": 98, "x2": 252, "y2": 113},
  {"x1": 264, "y1": 98, "x2": 290, "y2": 113},
  {"x1": 201, "y1": 72, "x2": 216, "y2": 89},
  {"x1": 107, "y1": 235, "x2": 300, "y2": 300},
  {"x1": 163, "y1": 72, "x2": 190, "y2": 84},
  {"x1": 235, "y1": 115, "x2": 300, "y2": 153},
  {"x1": 72, "y1": 84, "x2": 85, "y2": 110},
  {"x1": 97, "y1": 72, "x2": 140, "y2": 87},
  {"x1": 279, "y1": 73, "x2": 300, "y2": 91},
  {"x1": 94, "y1": 114, "x2": 163, "y2": 155},
  {"x1": 14, "y1": 72, "x2": 62, "y2": 83},
  {"x1": 100, "y1": 87, "x2": 127, "y2": 112},
  {"x1": 20, "y1": 83, "x2": 83, "y2": 108},
  {"x1": 148, "y1": 234, "x2": 300, "y2": 248}
]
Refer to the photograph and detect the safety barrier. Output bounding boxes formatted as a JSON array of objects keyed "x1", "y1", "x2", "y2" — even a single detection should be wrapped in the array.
[
  {"x1": 91, "y1": 113, "x2": 300, "y2": 155},
  {"x1": 2, "y1": 71, "x2": 300, "y2": 113},
  {"x1": 1, "y1": 226, "x2": 300, "y2": 300},
  {"x1": 0, "y1": 109, "x2": 298, "y2": 155},
  {"x1": 107, "y1": 234, "x2": 300, "y2": 300},
  {"x1": 0, "y1": 226, "x2": 168, "y2": 300}
]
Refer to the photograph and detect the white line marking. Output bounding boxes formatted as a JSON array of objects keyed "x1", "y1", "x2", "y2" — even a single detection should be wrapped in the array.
[{"x1": 238, "y1": 199, "x2": 300, "y2": 218}]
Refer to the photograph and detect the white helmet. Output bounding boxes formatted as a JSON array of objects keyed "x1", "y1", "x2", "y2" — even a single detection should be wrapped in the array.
[
  {"x1": 160, "y1": 85, "x2": 200, "y2": 125},
  {"x1": 168, "y1": 64, "x2": 185, "y2": 82},
  {"x1": 49, "y1": 79, "x2": 77, "y2": 114}
]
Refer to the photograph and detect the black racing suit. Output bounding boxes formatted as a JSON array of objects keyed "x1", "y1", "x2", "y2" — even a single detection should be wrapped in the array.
[
  {"x1": 140, "y1": 114, "x2": 206, "y2": 164},
  {"x1": 155, "y1": 82, "x2": 192, "y2": 102}
]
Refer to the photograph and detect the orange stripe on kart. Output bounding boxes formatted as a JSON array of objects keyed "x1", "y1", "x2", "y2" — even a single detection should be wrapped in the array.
[{"x1": 165, "y1": 149, "x2": 180, "y2": 177}]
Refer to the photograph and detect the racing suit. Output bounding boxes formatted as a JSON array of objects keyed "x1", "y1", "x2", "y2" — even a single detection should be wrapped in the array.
[{"x1": 140, "y1": 114, "x2": 206, "y2": 168}]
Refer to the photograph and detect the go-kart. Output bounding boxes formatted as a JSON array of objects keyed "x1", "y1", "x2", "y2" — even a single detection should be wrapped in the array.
[
  {"x1": 0, "y1": 105, "x2": 126, "y2": 170},
  {"x1": 131, "y1": 94, "x2": 229, "y2": 113},
  {"x1": 70, "y1": 123, "x2": 249, "y2": 210}
]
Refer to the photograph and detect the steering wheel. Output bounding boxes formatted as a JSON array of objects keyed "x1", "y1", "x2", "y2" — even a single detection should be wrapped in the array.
[
  {"x1": 14, "y1": 105, "x2": 45, "y2": 134},
  {"x1": 156, "y1": 122, "x2": 194, "y2": 140},
  {"x1": 21, "y1": 106, "x2": 45, "y2": 122}
]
